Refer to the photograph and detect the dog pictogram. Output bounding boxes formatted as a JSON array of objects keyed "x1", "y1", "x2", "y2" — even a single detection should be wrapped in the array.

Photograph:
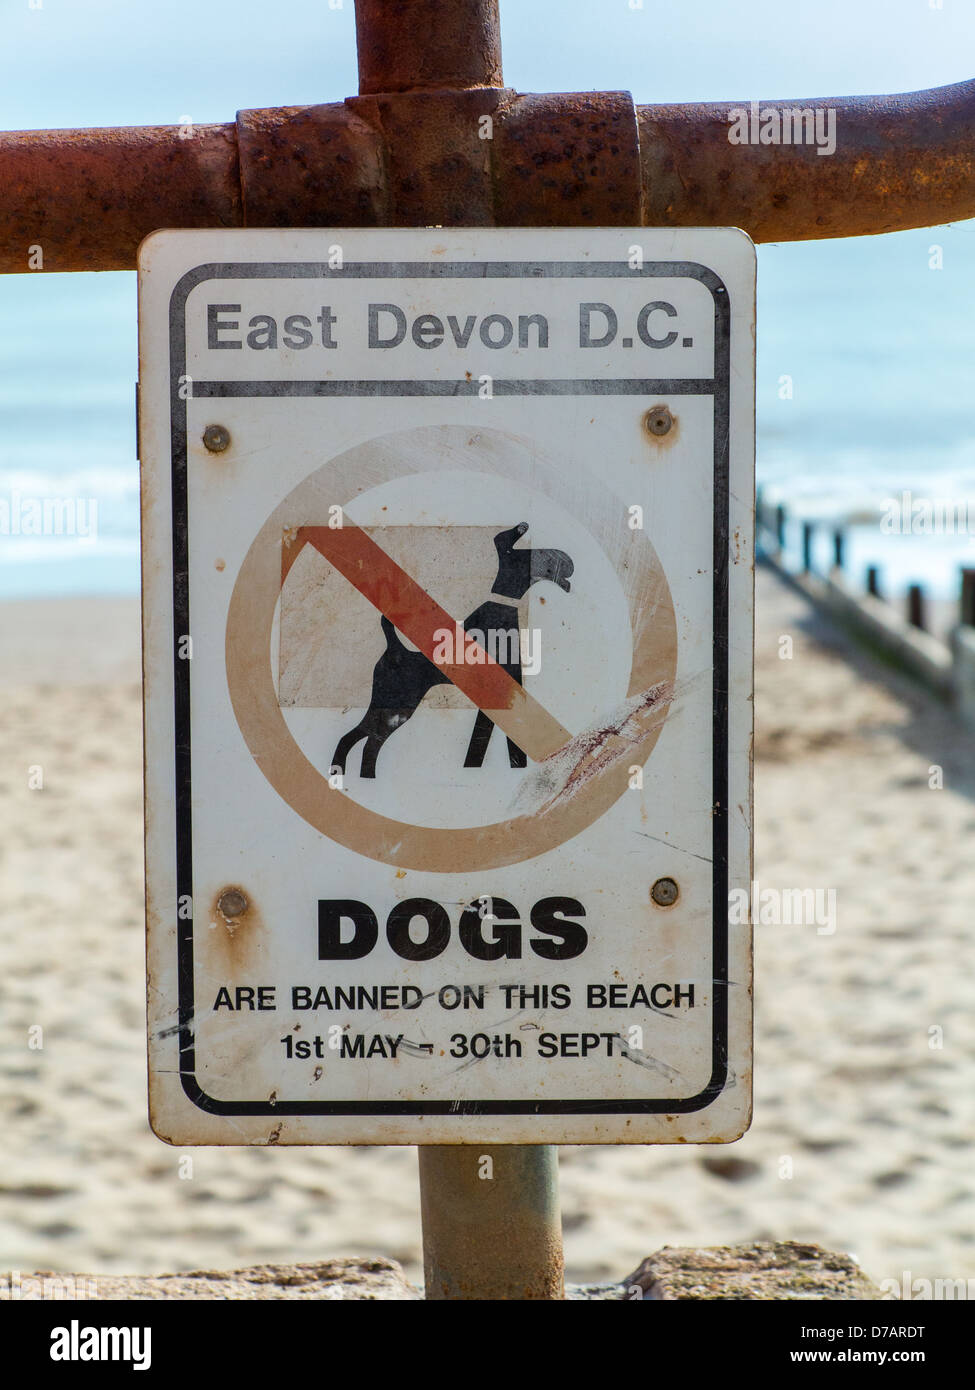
[{"x1": 332, "y1": 523, "x2": 573, "y2": 778}]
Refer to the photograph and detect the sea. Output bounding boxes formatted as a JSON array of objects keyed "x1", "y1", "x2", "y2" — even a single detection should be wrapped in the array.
[{"x1": 1, "y1": 220, "x2": 974, "y2": 605}]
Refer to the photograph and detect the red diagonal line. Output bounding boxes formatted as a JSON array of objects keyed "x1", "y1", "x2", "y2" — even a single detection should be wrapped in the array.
[{"x1": 281, "y1": 523, "x2": 571, "y2": 761}]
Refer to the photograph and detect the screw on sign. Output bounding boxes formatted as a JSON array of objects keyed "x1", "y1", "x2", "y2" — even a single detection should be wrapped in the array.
[
  {"x1": 139, "y1": 226, "x2": 754, "y2": 1155},
  {"x1": 644, "y1": 405, "x2": 673, "y2": 437},
  {"x1": 651, "y1": 877, "x2": 679, "y2": 908},
  {"x1": 216, "y1": 888, "x2": 248, "y2": 920},
  {"x1": 203, "y1": 423, "x2": 231, "y2": 453}
]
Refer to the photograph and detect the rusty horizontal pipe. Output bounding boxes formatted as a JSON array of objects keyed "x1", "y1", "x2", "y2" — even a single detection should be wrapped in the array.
[
  {"x1": 3, "y1": 77, "x2": 975, "y2": 273},
  {"x1": 639, "y1": 79, "x2": 975, "y2": 241},
  {"x1": 0, "y1": 122, "x2": 240, "y2": 274},
  {"x1": 354, "y1": 0, "x2": 502, "y2": 95}
]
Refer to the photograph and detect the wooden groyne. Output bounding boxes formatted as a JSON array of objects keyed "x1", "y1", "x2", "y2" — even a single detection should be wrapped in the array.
[{"x1": 756, "y1": 490, "x2": 975, "y2": 719}]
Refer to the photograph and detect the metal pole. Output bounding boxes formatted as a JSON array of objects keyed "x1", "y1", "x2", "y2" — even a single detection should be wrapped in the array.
[
  {"x1": 639, "y1": 78, "x2": 975, "y2": 242},
  {"x1": 418, "y1": 1145, "x2": 564, "y2": 1299},
  {"x1": 10, "y1": 73, "x2": 975, "y2": 270},
  {"x1": 353, "y1": 0, "x2": 566, "y2": 1303},
  {"x1": 354, "y1": 0, "x2": 503, "y2": 94}
]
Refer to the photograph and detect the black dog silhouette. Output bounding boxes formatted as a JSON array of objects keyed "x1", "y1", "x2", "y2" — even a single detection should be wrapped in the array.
[{"x1": 331, "y1": 523, "x2": 573, "y2": 778}]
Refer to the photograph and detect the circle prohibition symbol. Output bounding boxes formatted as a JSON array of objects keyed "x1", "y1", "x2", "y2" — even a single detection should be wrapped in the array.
[{"x1": 226, "y1": 424, "x2": 678, "y2": 872}]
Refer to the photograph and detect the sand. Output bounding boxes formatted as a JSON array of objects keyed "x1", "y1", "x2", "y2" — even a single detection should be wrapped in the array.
[{"x1": 1, "y1": 566, "x2": 973, "y2": 1289}]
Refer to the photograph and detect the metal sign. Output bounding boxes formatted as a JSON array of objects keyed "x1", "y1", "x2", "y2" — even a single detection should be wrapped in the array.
[{"x1": 139, "y1": 227, "x2": 754, "y2": 1145}]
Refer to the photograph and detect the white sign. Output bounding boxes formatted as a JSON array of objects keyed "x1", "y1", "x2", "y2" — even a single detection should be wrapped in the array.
[{"x1": 139, "y1": 227, "x2": 754, "y2": 1145}]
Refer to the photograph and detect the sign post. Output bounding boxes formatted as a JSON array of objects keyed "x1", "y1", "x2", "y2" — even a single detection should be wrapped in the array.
[
  {"x1": 419, "y1": 1145, "x2": 563, "y2": 1300},
  {"x1": 139, "y1": 226, "x2": 755, "y2": 1296}
]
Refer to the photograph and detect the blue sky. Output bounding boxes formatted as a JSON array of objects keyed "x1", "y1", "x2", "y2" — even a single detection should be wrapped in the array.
[{"x1": 1, "y1": 0, "x2": 972, "y2": 130}]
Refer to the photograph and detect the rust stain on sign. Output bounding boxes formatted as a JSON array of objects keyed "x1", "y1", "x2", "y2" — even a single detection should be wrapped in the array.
[{"x1": 207, "y1": 885, "x2": 263, "y2": 972}]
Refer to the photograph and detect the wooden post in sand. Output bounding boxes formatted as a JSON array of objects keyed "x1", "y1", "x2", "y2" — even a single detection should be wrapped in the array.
[
  {"x1": 907, "y1": 583, "x2": 926, "y2": 631},
  {"x1": 960, "y1": 568, "x2": 975, "y2": 627}
]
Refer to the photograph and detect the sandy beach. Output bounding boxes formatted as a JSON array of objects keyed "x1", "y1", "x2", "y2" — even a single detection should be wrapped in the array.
[{"x1": 1, "y1": 566, "x2": 973, "y2": 1289}]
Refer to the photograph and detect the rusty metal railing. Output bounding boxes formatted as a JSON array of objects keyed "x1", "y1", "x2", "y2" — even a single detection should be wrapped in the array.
[{"x1": 3, "y1": 0, "x2": 975, "y2": 271}]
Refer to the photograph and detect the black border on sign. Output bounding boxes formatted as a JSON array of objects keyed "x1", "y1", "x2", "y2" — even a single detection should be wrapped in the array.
[{"x1": 166, "y1": 258, "x2": 732, "y2": 1118}]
